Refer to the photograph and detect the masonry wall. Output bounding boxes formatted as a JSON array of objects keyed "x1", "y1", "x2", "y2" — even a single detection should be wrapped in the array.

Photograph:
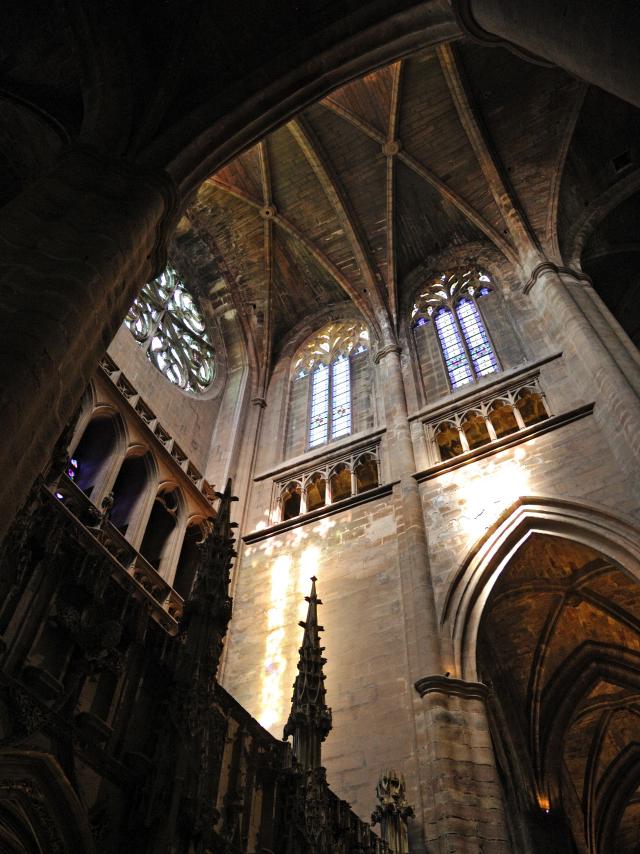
[
  {"x1": 107, "y1": 327, "x2": 221, "y2": 473},
  {"x1": 420, "y1": 414, "x2": 638, "y2": 620},
  {"x1": 220, "y1": 260, "x2": 640, "y2": 852},
  {"x1": 222, "y1": 493, "x2": 423, "y2": 825}
]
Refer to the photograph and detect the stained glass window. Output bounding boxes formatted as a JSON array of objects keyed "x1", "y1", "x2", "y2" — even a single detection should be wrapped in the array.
[
  {"x1": 456, "y1": 298, "x2": 499, "y2": 378},
  {"x1": 292, "y1": 320, "x2": 369, "y2": 449},
  {"x1": 125, "y1": 267, "x2": 215, "y2": 393},
  {"x1": 309, "y1": 364, "x2": 330, "y2": 448},
  {"x1": 412, "y1": 267, "x2": 500, "y2": 389},
  {"x1": 434, "y1": 308, "x2": 474, "y2": 389},
  {"x1": 331, "y1": 356, "x2": 351, "y2": 439}
]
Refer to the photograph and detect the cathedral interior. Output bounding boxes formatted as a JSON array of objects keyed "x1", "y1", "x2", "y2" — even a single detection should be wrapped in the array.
[{"x1": 1, "y1": 2, "x2": 640, "y2": 852}]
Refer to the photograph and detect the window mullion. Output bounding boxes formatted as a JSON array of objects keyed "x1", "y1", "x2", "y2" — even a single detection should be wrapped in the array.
[
  {"x1": 452, "y1": 304, "x2": 478, "y2": 381},
  {"x1": 327, "y1": 359, "x2": 334, "y2": 440},
  {"x1": 142, "y1": 309, "x2": 166, "y2": 354}
]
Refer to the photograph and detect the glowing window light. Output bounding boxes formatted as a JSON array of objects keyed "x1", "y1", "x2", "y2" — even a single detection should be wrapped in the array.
[
  {"x1": 434, "y1": 307, "x2": 473, "y2": 388},
  {"x1": 412, "y1": 267, "x2": 501, "y2": 390},
  {"x1": 67, "y1": 457, "x2": 79, "y2": 481},
  {"x1": 309, "y1": 364, "x2": 330, "y2": 448},
  {"x1": 125, "y1": 267, "x2": 215, "y2": 393},
  {"x1": 331, "y1": 356, "x2": 351, "y2": 439},
  {"x1": 292, "y1": 320, "x2": 369, "y2": 450},
  {"x1": 456, "y1": 297, "x2": 499, "y2": 378}
]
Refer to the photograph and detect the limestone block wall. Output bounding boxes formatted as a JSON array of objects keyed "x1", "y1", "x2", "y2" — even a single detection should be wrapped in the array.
[
  {"x1": 222, "y1": 493, "x2": 424, "y2": 825},
  {"x1": 221, "y1": 257, "x2": 640, "y2": 852},
  {"x1": 420, "y1": 413, "x2": 639, "y2": 624},
  {"x1": 107, "y1": 327, "x2": 221, "y2": 473}
]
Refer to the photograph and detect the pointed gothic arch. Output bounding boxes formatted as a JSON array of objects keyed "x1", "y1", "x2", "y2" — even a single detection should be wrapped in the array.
[
  {"x1": 442, "y1": 495, "x2": 640, "y2": 682},
  {"x1": 0, "y1": 750, "x2": 96, "y2": 854},
  {"x1": 442, "y1": 496, "x2": 640, "y2": 854}
]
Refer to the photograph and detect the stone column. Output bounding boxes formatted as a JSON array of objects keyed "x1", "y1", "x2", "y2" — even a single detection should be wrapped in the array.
[
  {"x1": 375, "y1": 344, "x2": 441, "y2": 677},
  {"x1": 526, "y1": 264, "x2": 640, "y2": 482},
  {"x1": 0, "y1": 145, "x2": 176, "y2": 539},
  {"x1": 453, "y1": 0, "x2": 640, "y2": 108},
  {"x1": 414, "y1": 677, "x2": 511, "y2": 854},
  {"x1": 375, "y1": 343, "x2": 446, "y2": 849}
]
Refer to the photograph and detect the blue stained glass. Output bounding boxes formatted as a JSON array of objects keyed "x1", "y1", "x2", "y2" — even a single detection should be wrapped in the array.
[
  {"x1": 309, "y1": 364, "x2": 330, "y2": 447},
  {"x1": 456, "y1": 298, "x2": 499, "y2": 377},
  {"x1": 435, "y1": 308, "x2": 473, "y2": 388},
  {"x1": 331, "y1": 356, "x2": 351, "y2": 439}
]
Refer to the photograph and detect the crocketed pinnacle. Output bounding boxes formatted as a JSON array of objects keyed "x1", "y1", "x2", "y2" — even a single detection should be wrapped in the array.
[{"x1": 284, "y1": 576, "x2": 332, "y2": 770}]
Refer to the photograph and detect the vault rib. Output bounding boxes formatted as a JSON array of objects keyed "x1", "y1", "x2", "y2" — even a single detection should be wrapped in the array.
[
  {"x1": 321, "y1": 97, "x2": 519, "y2": 265},
  {"x1": 208, "y1": 177, "x2": 382, "y2": 338},
  {"x1": 436, "y1": 42, "x2": 539, "y2": 258}
]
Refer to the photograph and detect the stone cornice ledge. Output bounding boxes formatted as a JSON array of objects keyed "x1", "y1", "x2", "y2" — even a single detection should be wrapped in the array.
[
  {"x1": 415, "y1": 674, "x2": 488, "y2": 701},
  {"x1": 373, "y1": 343, "x2": 402, "y2": 364},
  {"x1": 254, "y1": 426, "x2": 386, "y2": 482},
  {"x1": 414, "y1": 403, "x2": 595, "y2": 482},
  {"x1": 243, "y1": 481, "x2": 397, "y2": 544},
  {"x1": 523, "y1": 262, "x2": 592, "y2": 295}
]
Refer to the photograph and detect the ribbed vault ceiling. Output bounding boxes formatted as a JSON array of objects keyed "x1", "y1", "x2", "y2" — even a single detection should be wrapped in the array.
[
  {"x1": 479, "y1": 535, "x2": 640, "y2": 854},
  {"x1": 183, "y1": 39, "x2": 640, "y2": 386}
]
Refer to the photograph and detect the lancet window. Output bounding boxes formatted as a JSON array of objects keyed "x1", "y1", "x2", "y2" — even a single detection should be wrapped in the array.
[
  {"x1": 412, "y1": 268, "x2": 500, "y2": 389},
  {"x1": 293, "y1": 321, "x2": 370, "y2": 449},
  {"x1": 125, "y1": 267, "x2": 215, "y2": 393}
]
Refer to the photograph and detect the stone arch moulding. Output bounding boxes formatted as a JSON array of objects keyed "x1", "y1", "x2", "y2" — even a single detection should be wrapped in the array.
[
  {"x1": 158, "y1": 3, "x2": 459, "y2": 197},
  {"x1": 0, "y1": 749, "x2": 96, "y2": 853},
  {"x1": 441, "y1": 495, "x2": 640, "y2": 682}
]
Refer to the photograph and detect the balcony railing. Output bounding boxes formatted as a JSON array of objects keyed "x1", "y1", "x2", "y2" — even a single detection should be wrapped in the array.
[
  {"x1": 51, "y1": 475, "x2": 184, "y2": 627},
  {"x1": 423, "y1": 377, "x2": 551, "y2": 465},
  {"x1": 99, "y1": 354, "x2": 217, "y2": 504},
  {"x1": 274, "y1": 441, "x2": 381, "y2": 523}
]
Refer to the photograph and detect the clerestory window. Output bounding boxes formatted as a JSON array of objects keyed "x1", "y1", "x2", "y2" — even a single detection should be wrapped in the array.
[
  {"x1": 292, "y1": 321, "x2": 370, "y2": 450},
  {"x1": 412, "y1": 268, "x2": 499, "y2": 390},
  {"x1": 125, "y1": 267, "x2": 215, "y2": 393}
]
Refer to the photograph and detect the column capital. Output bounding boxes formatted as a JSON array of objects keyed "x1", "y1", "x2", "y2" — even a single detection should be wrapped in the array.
[
  {"x1": 415, "y1": 674, "x2": 489, "y2": 702},
  {"x1": 523, "y1": 261, "x2": 592, "y2": 295},
  {"x1": 373, "y1": 343, "x2": 402, "y2": 364},
  {"x1": 451, "y1": 0, "x2": 556, "y2": 68}
]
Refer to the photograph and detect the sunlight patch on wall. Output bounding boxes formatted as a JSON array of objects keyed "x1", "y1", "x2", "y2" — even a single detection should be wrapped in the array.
[
  {"x1": 298, "y1": 545, "x2": 321, "y2": 620},
  {"x1": 254, "y1": 511, "x2": 336, "y2": 735},
  {"x1": 450, "y1": 450, "x2": 530, "y2": 544},
  {"x1": 257, "y1": 553, "x2": 292, "y2": 731}
]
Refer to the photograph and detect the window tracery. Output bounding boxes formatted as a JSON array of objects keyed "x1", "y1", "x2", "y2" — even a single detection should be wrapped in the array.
[
  {"x1": 293, "y1": 321, "x2": 370, "y2": 449},
  {"x1": 425, "y1": 379, "x2": 550, "y2": 464},
  {"x1": 125, "y1": 267, "x2": 215, "y2": 393},
  {"x1": 275, "y1": 443, "x2": 380, "y2": 522},
  {"x1": 412, "y1": 268, "x2": 499, "y2": 389}
]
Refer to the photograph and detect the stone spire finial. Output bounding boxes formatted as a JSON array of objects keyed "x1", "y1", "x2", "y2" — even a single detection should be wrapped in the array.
[
  {"x1": 283, "y1": 576, "x2": 332, "y2": 770},
  {"x1": 371, "y1": 769, "x2": 414, "y2": 853}
]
